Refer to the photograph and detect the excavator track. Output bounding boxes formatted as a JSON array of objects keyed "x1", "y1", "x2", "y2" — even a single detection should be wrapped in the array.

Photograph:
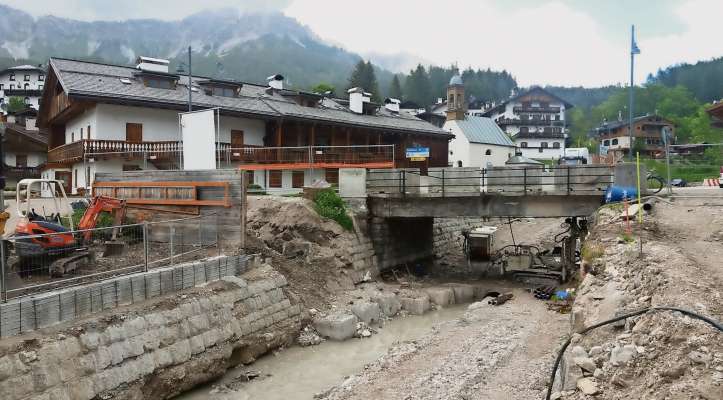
[{"x1": 49, "y1": 251, "x2": 92, "y2": 277}]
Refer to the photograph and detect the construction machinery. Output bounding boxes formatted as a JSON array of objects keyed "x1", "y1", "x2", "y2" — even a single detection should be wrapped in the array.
[
  {"x1": 463, "y1": 217, "x2": 587, "y2": 284},
  {"x1": 10, "y1": 179, "x2": 127, "y2": 276}
]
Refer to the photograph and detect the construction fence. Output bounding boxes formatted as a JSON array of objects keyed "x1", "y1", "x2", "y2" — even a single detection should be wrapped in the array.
[{"x1": 0, "y1": 213, "x2": 220, "y2": 302}]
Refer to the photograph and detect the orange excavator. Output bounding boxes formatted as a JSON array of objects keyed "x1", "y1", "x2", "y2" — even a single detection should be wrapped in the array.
[{"x1": 11, "y1": 180, "x2": 127, "y2": 276}]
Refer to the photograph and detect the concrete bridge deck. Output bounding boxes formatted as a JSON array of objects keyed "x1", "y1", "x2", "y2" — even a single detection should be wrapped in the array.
[{"x1": 361, "y1": 165, "x2": 625, "y2": 218}]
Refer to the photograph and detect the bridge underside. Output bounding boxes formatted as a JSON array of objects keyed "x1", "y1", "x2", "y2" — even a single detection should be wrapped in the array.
[{"x1": 367, "y1": 193, "x2": 604, "y2": 218}]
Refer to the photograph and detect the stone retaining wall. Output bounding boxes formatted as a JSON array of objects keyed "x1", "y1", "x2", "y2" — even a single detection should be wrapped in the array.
[
  {"x1": 432, "y1": 217, "x2": 488, "y2": 259},
  {"x1": 0, "y1": 265, "x2": 302, "y2": 400},
  {"x1": 0, "y1": 255, "x2": 248, "y2": 338}
]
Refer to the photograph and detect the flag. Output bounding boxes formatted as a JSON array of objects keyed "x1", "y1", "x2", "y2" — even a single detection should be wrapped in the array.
[{"x1": 631, "y1": 26, "x2": 641, "y2": 55}]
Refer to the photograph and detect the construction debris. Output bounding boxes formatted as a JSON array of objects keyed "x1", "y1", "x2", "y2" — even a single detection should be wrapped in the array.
[{"x1": 488, "y1": 292, "x2": 514, "y2": 305}]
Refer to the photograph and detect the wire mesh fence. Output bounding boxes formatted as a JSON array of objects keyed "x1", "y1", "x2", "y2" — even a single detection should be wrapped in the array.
[{"x1": 0, "y1": 213, "x2": 219, "y2": 301}]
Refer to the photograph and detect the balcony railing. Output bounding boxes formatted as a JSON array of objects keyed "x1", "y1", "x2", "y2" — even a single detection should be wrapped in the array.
[
  {"x1": 218, "y1": 145, "x2": 395, "y2": 168},
  {"x1": 48, "y1": 140, "x2": 182, "y2": 163},
  {"x1": 513, "y1": 106, "x2": 561, "y2": 113},
  {"x1": 3, "y1": 165, "x2": 43, "y2": 180},
  {"x1": 496, "y1": 118, "x2": 565, "y2": 127},
  {"x1": 48, "y1": 141, "x2": 396, "y2": 169}
]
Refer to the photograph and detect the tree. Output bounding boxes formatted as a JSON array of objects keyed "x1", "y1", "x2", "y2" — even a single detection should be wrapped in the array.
[
  {"x1": 6, "y1": 97, "x2": 26, "y2": 113},
  {"x1": 347, "y1": 60, "x2": 380, "y2": 101},
  {"x1": 311, "y1": 82, "x2": 336, "y2": 96},
  {"x1": 388, "y1": 75, "x2": 403, "y2": 100},
  {"x1": 404, "y1": 64, "x2": 432, "y2": 106}
]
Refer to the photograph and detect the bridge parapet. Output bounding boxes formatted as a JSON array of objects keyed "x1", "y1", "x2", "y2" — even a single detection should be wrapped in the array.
[{"x1": 366, "y1": 165, "x2": 615, "y2": 197}]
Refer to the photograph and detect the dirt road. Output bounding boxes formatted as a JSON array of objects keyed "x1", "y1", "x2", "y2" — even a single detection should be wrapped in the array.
[{"x1": 321, "y1": 288, "x2": 568, "y2": 400}]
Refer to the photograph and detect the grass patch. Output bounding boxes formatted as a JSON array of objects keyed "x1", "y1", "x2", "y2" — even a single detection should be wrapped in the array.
[
  {"x1": 313, "y1": 189, "x2": 353, "y2": 231},
  {"x1": 581, "y1": 242, "x2": 605, "y2": 262},
  {"x1": 618, "y1": 232, "x2": 635, "y2": 243},
  {"x1": 642, "y1": 158, "x2": 719, "y2": 183}
]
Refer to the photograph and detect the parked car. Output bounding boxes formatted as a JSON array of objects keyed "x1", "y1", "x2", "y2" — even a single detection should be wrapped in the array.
[{"x1": 671, "y1": 178, "x2": 687, "y2": 187}]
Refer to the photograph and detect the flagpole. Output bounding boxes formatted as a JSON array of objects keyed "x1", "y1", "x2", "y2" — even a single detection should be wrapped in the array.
[{"x1": 628, "y1": 25, "x2": 636, "y2": 161}]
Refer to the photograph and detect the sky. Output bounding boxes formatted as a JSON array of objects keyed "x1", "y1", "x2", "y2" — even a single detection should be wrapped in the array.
[{"x1": 3, "y1": 0, "x2": 722, "y2": 87}]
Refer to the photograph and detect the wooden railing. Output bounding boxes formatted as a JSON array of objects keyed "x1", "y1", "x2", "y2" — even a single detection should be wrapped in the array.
[
  {"x1": 3, "y1": 165, "x2": 43, "y2": 179},
  {"x1": 218, "y1": 145, "x2": 395, "y2": 168},
  {"x1": 48, "y1": 140, "x2": 182, "y2": 163}
]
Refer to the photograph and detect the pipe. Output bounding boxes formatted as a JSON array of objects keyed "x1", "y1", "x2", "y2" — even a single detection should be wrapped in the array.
[{"x1": 545, "y1": 307, "x2": 722, "y2": 400}]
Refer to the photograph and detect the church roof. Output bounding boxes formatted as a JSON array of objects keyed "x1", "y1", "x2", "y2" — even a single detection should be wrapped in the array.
[
  {"x1": 449, "y1": 75, "x2": 463, "y2": 86},
  {"x1": 448, "y1": 116, "x2": 515, "y2": 147}
]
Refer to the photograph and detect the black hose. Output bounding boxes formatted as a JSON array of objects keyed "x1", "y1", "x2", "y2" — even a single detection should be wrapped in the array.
[{"x1": 545, "y1": 307, "x2": 722, "y2": 400}]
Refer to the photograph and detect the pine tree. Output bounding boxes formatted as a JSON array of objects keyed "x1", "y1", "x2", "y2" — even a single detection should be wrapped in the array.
[
  {"x1": 388, "y1": 74, "x2": 403, "y2": 100},
  {"x1": 404, "y1": 64, "x2": 431, "y2": 107},
  {"x1": 347, "y1": 60, "x2": 381, "y2": 101}
]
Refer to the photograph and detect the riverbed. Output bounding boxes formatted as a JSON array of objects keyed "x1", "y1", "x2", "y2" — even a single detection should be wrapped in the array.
[{"x1": 176, "y1": 305, "x2": 468, "y2": 400}]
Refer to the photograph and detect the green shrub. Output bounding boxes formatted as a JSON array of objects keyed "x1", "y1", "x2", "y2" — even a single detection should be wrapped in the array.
[{"x1": 313, "y1": 189, "x2": 353, "y2": 230}]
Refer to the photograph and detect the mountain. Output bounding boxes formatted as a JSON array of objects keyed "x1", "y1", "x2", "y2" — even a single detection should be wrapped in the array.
[{"x1": 0, "y1": 5, "x2": 392, "y2": 93}]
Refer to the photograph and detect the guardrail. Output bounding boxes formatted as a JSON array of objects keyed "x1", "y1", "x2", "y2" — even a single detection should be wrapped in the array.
[
  {"x1": 0, "y1": 213, "x2": 220, "y2": 301},
  {"x1": 366, "y1": 165, "x2": 615, "y2": 197}
]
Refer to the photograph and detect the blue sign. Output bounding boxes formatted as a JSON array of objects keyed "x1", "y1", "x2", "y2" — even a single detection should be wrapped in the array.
[{"x1": 406, "y1": 147, "x2": 430, "y2": 158}]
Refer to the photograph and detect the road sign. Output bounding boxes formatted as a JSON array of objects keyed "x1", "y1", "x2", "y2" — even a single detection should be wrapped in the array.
[
  {"x1": 406, "y1": 147, "x2": 430, "y2": 159},
  {"x1": 410, "y1": 157, "x2": 426, "y2": 162}
]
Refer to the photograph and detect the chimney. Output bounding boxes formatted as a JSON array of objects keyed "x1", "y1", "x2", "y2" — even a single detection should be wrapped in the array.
[
  {"x1": 348, "y1": 87, "x2": 370, "y2": 114},
  {"x1": 136, "y1": 56, "x2": 170, "y2": 74},
  {"x1": 384, "y1": 98, "x2": 400, "y2": 113},
  {"x1": 25, "y1": 116, "x2": 38, "y2": 131},
  {"x1": 267, "y1": 74, "x2": 284, "y2": 90}
]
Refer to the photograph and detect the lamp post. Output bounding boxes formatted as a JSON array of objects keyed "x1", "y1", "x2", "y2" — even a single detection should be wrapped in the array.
[{"x1": 628, "y1": 25, "x2": 641, "y2": 161}]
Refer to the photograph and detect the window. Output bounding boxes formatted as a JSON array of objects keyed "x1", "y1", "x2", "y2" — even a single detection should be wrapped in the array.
[
  {"x1": 211, "y1": 86, "x2": 236, "y2": 98},
  {"x1": 86, "y1": 166, "x2": 91, "y2": 186},
  {"x1": 457, "y1": 160, "x2": 463, "y2": 167},
  {"x1": 612, "y1": 138, "x2": 619, "y2": 145},
  {"x1": 38, "y1": 85, "x2": 43, "y2": 91},
  {"x1": 325, "y1": 169, "x2": 339, "y2": 185},
  {"x1": 269, "y1": 170, "x2": 282, "y2": 188},
  {"x1": 603, "y1": 140, "x2": 610, "y2": 146},
  {"x1": 231, "y1": 130, "x2": 244, "y2": 148},
  {"x1": 9, "y1": 73, "x2": 14, "y2": 81},
  {"x1": 126, "y1": 123, "x2": 143, "y2": 143},
  {"x1": 520, "y1": 142, "x2": 528, "y2": 148},
  {"x1": 485, "y1": 149, "x2": 492, "y2": 155},
  {"x1": 71, "y1": 132, "x2": 75, "y2": 142},
  {"x1": 449, "y1": 94, "x2": 455, "y2": 108},
  {"x1": 144, "y1": 78, "x2": 174, "y2": 89},
  {"x1": 541, "y1": 142, "x2": 549, "y2": 148},
  {"x1": 74, "y1": 169, "x2": 78, "y2": 190},
  {"x1": 87, "y1": 125, "x2": 91, "y2": 139},
  {"x1": 24, "y1": 75, "x2": 30, "y2": 81},
  {"x1": 9, "y1": 84, "x2": 14, "y2": 90},
  {"x1": 539, "y1": 147, "x2": 544, "y2": 153},
  {"x1": 292, "y1": 171, "x2": 304, "y2": 188},
  {"x1": 520, "y1": 126, "x2": 529, "y2": 133},
  {"x1": 0, "y1": 84, "x2": 3, "y2": 90},
  {"x1": 23, "y1": 97, "x2": 30, "y2": 104},
  {"x1": 39, "y1": 74, "x2": 45, "y2": 81},
  {"x1": 24, "y1": 83, "x2": 29, "y2": 89},
  {"x1": 553, "y1": 142, "x2": 560, "y2": 149},
  {"x1": 15, "y1": 154, "x2": 27, "y2": 167}
]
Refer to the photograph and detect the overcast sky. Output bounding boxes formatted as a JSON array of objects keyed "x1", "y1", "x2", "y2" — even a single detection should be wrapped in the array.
[{"x1": 3, "y1": 0, "x2": 722, "y2": 87}]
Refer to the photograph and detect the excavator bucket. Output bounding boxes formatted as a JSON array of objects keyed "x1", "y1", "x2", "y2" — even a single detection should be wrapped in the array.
[{"x1": 102, "y1": 240, "x2": 127, "y2": 257}]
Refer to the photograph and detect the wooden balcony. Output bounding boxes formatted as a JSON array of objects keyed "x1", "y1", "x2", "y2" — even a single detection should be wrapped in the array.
[
  {"x1": 4, "y1": 165, "x2": 43, "y2": 180},
  {"x1": 513, "y1": 106, "x2": 561, "y2": 113},
  {"x1": 220, "y1": 145, "x2": 396, "y2": 170},
  {"x1": 48, "y1": 140, "x2": 182, "y2": 163},
  {"x1": 497, "y1": 118, "x2": 565, "y2": 127}
]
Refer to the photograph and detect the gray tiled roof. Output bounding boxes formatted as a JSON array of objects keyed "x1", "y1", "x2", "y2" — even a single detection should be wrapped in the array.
[
  {"x1": 50, "y1": 58, "x2": 446, "y2": 136},
  {"x1": 452, "y1": 116, "x2": 515, "y2": 146}
]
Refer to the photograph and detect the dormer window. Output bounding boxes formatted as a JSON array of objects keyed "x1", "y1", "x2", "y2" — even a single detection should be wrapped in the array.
[
  {"x1": 133, "y1": 71, "x2": 178, "y2": 90},
  {"x1": 198, "y1": 79, "x2": 242, "y2": 98}
]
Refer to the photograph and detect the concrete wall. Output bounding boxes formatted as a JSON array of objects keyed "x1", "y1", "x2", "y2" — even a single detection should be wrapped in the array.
[{"x1": 0, "y1": 264, "x2": 302, "y2": 400}]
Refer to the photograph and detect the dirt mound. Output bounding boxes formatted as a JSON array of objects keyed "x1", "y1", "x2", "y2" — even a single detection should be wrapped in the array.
[{"x1": 245, "y1": 196, "x2": 368, "y2": 311}]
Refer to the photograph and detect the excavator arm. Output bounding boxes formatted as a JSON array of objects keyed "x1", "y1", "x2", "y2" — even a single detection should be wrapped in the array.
[{"x1": 78, "y1": 196, "x2": 127, "y2": 241}]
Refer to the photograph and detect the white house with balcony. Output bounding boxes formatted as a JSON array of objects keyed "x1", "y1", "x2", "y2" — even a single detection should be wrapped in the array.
[
  {"x1": 481, "y1": 86, "x2": 573, "y2": 160},
  {"x1": 0, "y1": 65, "x2": 45, "y2": 115},
  {"x1": 36, "y1": 57, "x2": 449, "y2": 194}
]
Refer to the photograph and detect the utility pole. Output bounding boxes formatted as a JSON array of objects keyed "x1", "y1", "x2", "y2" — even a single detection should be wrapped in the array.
[
  {"x1": 187, "y1": 46, "x2": 192, "y2": 112},
  {"x1": 628, "y1": 25, "x2": 640, "y2": 161}
]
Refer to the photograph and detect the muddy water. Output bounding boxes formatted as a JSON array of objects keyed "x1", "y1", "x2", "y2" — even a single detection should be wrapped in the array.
[{"x1": 177, "y1": 305, "x2": 468, "y2": 400}]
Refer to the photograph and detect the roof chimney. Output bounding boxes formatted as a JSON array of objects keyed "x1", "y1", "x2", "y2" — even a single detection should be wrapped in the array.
[
  {"x1": 348, "y1": 87, "x2": 371, "y2": 114},
  {"x1": 384, "y1": 97, "x2": 400, "y2": 113},
  {"x1": 267, "y1": 74, "x2": 284, "y2": 90},
  {"x1": 136, "y1": 56, "x2": 169, "y2": 74}
]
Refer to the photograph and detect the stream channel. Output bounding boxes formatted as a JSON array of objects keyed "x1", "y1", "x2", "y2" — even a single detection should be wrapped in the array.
[{"x1": 176, "y1": 305, "x2": 469, "y2": 400}]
